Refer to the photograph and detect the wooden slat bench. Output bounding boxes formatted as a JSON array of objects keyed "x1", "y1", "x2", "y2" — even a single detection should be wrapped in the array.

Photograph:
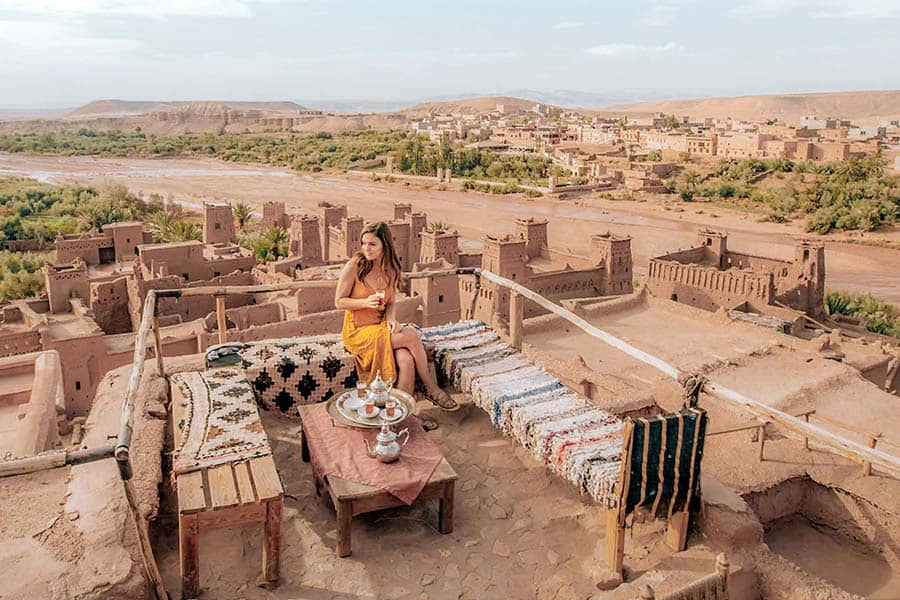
[{"x1": 172, "y1": 379, "x2": 284, "y2": 599}]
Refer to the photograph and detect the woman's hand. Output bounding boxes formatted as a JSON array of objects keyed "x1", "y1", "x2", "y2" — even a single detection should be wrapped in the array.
[{"x1": 364, "y1": 293, "x2": 383, "y2": 309}]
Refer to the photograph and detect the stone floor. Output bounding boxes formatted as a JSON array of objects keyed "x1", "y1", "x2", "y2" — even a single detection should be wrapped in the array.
[{"x1": 153, "y1": 400, "x2": 712, "y2": 600}]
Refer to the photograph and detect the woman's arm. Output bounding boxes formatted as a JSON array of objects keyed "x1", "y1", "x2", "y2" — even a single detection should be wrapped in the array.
[
  {"x1": 385, "y1": 297, "x2": 398, "y2": 331},
  {"x1": 334, "y1": 257, "x2": 380, "y2": 311}
]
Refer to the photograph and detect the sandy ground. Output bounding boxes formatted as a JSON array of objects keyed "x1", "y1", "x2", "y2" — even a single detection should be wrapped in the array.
[{"x1": 1, "y1": 153, "x2": 898, "y2": 303}]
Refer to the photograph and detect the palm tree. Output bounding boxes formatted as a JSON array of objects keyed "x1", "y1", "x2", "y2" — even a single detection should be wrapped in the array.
[
  {"x1": 233, "y1": 202, "x2": 253, "y2": 230},
  {"x1": 146, "y1": 210, "x2": 177, "y2": 242},
  {"x1": 167, "y1": 221, "x2": 202, "y2": 242},
  {"x1": 77, "y1": 200, "x2": 123, "y2": 233},
  {"x1": 262, "y1": 227, "x2": 289, "y2": 259},
  {"x1": 683, "y1": 170, "x2": 700, "y2": 193}
]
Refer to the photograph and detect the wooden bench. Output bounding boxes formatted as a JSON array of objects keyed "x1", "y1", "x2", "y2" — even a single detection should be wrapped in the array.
[
  {"x1": 300, "y1": 428, "x2": 457, "y2": 558},
  {"x1": 173, "y1": 386, "x2": 284, "y2": 599}
]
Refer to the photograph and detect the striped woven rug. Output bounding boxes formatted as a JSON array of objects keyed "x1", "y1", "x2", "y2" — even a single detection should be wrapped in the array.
[{"x1": 421, "y1": 320, "x2": 624, "y2": 505}]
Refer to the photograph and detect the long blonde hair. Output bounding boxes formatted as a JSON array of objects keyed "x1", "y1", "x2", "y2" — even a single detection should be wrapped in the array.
[{"x1": 355, "y1": 222, "x2": 402, "y2": 288}]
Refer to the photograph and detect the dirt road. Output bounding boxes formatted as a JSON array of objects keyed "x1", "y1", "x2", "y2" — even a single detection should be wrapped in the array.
[{"x1": 2, "y1": 152, "x2": 898, "y2": 303}]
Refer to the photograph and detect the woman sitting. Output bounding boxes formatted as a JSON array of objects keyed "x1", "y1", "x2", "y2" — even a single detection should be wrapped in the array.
[{"x1": 335, "y1": 221, "x2": 459, "y2": 411}]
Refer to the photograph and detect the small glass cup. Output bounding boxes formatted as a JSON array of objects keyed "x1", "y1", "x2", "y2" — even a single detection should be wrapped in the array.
[
  {"x1": 360, "y1": 398, "x2": 377, "y2": 418},
  {"x1": 356, "y1": 381, "x2": 367, "y2": 400},
  {"x1": 375, "y1": 289, "x2": 386, "y2": 306},
  {"x1": 384, "y1": 398, "x2": 398, "y2": 419}
]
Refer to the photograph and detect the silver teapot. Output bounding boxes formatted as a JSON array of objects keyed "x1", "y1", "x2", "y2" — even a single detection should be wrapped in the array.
[
  {"x1": 364, "y1": 423, "x2": 410, "y2": 463},
  {"x1": 368, "y1": 370, "x2": 391, "y2": 407}
]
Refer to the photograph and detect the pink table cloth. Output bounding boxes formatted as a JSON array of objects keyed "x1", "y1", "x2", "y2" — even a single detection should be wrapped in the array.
[{"x1": 298, "y1": 403, "x2": 443, "y2": 505}]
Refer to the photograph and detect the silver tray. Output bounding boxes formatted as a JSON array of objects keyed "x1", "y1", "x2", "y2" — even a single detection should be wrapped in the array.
[{"x1": 326, "y1": 388, "x2": 417, "y2": 429}]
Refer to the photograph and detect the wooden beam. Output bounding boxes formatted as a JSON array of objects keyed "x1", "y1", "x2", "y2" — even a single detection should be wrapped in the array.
[
  {"x1": 152, "y1": 315, "x2": 164, "y2": 377},
  {"x1": 472, "y1": 270, "x2": 900, "y2": 479},
  {"x1": 215, "y1": 295, "x2": 227, "y2": 345},
  {"x1": 115, "y1": 290, "x2": 157, "y2": 470},
  {"x1": 509, "y1": 290, "x2": 524, "y2": 350},
  {"x1": 604, "y1": 507, "x2": 626, "y2": 574},
  {"x1": 665, "y1": 510, "x2": 690, "y2": 552},
  {"x1": 144, "y1": 269, "x2": 900, "y2": 478},
  {"x1": 263, "y1": 499, "x2": 282, "y2": 583},
  {"x1": 179, "y1": 512, "x2": 199, "y2": 599}
]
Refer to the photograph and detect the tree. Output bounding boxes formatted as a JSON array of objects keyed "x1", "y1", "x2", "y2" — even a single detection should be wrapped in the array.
[
  {"x1": 147, "y1": 210, "x2": 177, "y2": 241},
  {"x1": 682, "y1": 170, "x2": 700, "y2": 192},
  {"x1": 233, "y1": 202, "x2": 253, "y2": 230},
  {"x1": 166, "y1": 221, "x2": 202, "y2": 242}
]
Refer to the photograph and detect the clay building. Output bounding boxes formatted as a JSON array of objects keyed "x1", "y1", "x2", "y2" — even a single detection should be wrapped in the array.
[
  {"x1": 288, "y1": 214, "x2": 324, "y2": 265},
  {"x1": 56, "y1": 221, "x2": 154, "y2": 266},
  {"x1": 646, "y1": 229, "x2": 825, "y2": 329},
  {"x1": 202, "y1": 201, "x2": 237, "y2": 244},
  {"x1": 132, "y1": 240, "x2": 257, "y2": 325},
  {"x1": 259, "y1": 201, "x2": 290, "y2": 230},
  {"x1": 459, "y1": 218, "x2": 633, "y2": 323}
]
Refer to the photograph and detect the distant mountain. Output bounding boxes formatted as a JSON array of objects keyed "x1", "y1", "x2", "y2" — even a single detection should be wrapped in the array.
[
  {"x1": 605, "y1": 90, "x2": 900, "y2": 122},
  {"x1": 297, "y1": 99, "x2": 411, "y2": 113},
  {"x1": 66, "y1": 100, "x2": 307, "y2": 118},
  {"x1": 401, "y1": 96, "x2": 542, "y2": 116},
  {"x1": 500, "y1": 89, "x2": 693, "y2": 110}
]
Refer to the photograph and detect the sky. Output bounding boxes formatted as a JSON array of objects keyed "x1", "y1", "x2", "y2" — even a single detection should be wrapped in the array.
[{"x1": 1, "y1": 0, "x2": 900, "y2": 108}]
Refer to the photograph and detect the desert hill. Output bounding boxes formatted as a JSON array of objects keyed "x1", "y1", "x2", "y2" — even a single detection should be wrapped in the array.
[
  {"x1": 605, "y1": 90, "x2": 900, "y2": 123},
  {"x1": 66, "y1": 99, "x2": 307, "y2": 118},
  {"x1": 0, "y1": 99, "x2": 411, "y2": 135},
  {"x1": 401, "y1": 96, "x2": 541, "y2": 116}
]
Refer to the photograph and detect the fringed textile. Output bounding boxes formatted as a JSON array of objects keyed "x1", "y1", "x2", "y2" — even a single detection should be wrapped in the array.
[
  {"x1": 170, "y1": 367, "x2": 271, "y2": 475},
  {"x1": 658, "y1": 572, "x2": 728, "y2": 600},
  {"x1": 422, "y1": 320, "x2": 623, "y2": 505}
]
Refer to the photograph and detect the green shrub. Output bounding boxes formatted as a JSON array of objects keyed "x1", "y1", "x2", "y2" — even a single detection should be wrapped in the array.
[{"x1": 825, "y1": 290, "x2": 900, "y2": 337}]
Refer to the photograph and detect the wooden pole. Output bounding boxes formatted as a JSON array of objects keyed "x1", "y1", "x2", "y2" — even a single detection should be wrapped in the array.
[
  {"x1": 152, "y1": 315, "x2": 164, "y2": 377},
  {"x1": 145, "y1": 269, "x2": 900, "y2": 478},
  {"x1": 116, "y1": 291, "x2": 157, "y2": 474},
  {"x1": 113, "y1": 290, "x2": 169, "y2": 600},
  {"x1": 475, "y1": 269, "x2": 900, "y2": 479},
  {"x1": 715, "y1": 552, "x2": 729, "y2": 585},
  {"x1": 509, "y1": 290, "x2": 524, "y2": 350},
  {"x1": 758, "y1": 424, "x2": 766, "y2": 462},
  {"x1": 215, "y1": 295, "x2": 227, "y2": 345},
  {"x1": 803, "y1": 413, "x2": 810, "y2": 451},
  {"x1": 864, "y1": 434, "x2": 880, "y2": 476}
]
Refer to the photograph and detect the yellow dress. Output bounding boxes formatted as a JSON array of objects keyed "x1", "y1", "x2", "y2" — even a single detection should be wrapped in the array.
[{"x1": 341, "y1": 278, "x2": 396, "y2": 385}]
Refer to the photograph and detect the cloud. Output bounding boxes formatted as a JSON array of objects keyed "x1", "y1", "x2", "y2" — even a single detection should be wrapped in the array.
[
  {"x1": 584, "y1": 42, "x2": 682, "y2": 57},
  {"x1": 553, "y1": 21, "x2": 583, "y2": 29},
  {"x1": 0, "y1": 0, "x2": 300, "y2": 19},
  {"x1": 643, "y1": 2, "x2": 680, "y2": 26},
  {"x1": 730, "y1": 0, "x2": 900, "y2": 19},
  {"x1": 0, "y1": 19, "x2": 141, "y2": 62}
]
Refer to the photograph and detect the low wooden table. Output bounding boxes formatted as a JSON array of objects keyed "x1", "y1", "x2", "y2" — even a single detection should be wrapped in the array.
[
  {"x1": 173, "y1": 383, "x2": 284, "y2": 599},
  {"x1": 300, "y1": 425, "x2": 457, "y2": 558}
]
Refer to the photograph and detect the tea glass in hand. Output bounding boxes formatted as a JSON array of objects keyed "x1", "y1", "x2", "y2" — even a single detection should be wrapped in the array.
[{"x1": 375, "y1": 289, "x2": 386, "y2": 308}]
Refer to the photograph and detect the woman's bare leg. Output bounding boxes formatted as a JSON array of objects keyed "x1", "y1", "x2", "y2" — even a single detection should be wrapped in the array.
[
  {"x1": 390, "y1": 326, "x2": 436, "y2": 389},
  {"x1": 391, "y1": 325, "x2": 458, "y2": 411},
  {"x1": 394, "y1": 348, "x2": 415, "y2": 395}
]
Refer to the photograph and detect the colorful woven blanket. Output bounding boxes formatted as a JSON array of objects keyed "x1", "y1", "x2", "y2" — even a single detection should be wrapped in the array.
[
  {"x1": 422, "y1": 320, "x2": 625, "y2": 505},
  {"x1": 170, "y1": 367, "x2": 272, "y2": 475}
]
